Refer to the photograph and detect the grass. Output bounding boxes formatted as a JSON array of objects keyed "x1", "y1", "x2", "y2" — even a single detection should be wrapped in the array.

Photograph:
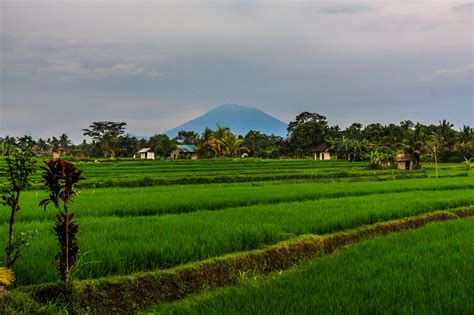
[
  {"x1": 4, "y1": 189, "x2": 473, "y2": 285},
  {"x1": 7, "y1": 176, "x2": 474, "y2": 222},
  {"x1": 1, "y1": 158, "x2": 468, "y2": 188},
  {"x1": 0, "y1": 158, "x2": 471, "y2": 313},
  {"x1": 154, "y1": 216, "x2": 474, "y2": 314}
]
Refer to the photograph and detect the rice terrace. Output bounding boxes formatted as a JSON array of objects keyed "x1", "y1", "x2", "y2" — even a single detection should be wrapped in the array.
[
  {"x1": 1, "y1": 1, "x2": 473, "y2": 314},
  {"x1": 0, "y1": 142, "x2": 473, "y2": 313}
]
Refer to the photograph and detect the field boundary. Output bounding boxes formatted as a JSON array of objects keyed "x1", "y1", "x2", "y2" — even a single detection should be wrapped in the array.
[{"x1": 14, "y1": 206, "x2": 473, "y2": 313}]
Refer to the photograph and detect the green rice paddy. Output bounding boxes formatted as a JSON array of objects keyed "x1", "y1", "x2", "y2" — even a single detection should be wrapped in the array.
[{"x1": 0, "y1": 159, "x2": 472, "y2": 312}]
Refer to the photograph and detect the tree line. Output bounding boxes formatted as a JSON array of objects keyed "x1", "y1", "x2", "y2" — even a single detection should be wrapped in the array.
[{"x1": 0, "y1": 113, "x2": 472, "y2": 164}]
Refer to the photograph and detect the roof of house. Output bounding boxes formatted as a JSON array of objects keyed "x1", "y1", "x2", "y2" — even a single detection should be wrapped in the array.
[
  {"x1": 311, "y1": 143, "x2": 329, "y2": 152},
  {"x1": 396, "y1": 154, "x2": 411, "y2": 161},
  {"x1": 137, "y1": 148, "x2": 154, "y2": 153},
  {"x1": 177, "y1": 144, "x2": 197, "y2": 153}
]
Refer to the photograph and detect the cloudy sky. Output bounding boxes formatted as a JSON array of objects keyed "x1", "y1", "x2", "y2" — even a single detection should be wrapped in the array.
[{"x1": 1, "y1": 0, "x2": 472, "y2": 143}]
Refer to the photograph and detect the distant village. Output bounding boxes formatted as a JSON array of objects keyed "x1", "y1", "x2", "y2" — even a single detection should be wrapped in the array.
[{"x1": 1, "y1": 112, "x2": 473, "y2": 171}]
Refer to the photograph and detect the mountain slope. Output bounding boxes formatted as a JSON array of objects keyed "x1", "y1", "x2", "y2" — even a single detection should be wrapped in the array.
[{"x1": 165, "y1": 104, "x2": 288, "y2": 137}]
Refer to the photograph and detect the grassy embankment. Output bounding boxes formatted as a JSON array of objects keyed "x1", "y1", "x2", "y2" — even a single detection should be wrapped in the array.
[
  {"x1": 3, "y1": 188, "x2": 473, "y2": 285},
  {"x1": 155, "y1": 216, "x2": 474, "y2": 314}
]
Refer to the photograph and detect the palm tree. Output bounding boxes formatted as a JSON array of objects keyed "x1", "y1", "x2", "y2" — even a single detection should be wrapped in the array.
[
  {"x1": 326, "y1": 137, "x2": 341, "y2": 160},
  {"x1": 340, "y1": 136, "x2": 352, "y2": 161},
  {"x1": 427, "y1": 132, "x2": 443, "y2": 178},
  {"x1": 221, "y1": 133, "x2": 247, "y2": 157},
  {"x1": 437, "y1": 119, "x2": 456, "y2": 151},
  {"x1": 400, "y1": 120, "x2": 414, "y2": 138},
  {"x1": 402, "y1": 124, "x2": 426, "y2": 169}
]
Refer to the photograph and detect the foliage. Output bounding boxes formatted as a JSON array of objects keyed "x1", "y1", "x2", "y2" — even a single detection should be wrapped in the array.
[
  {"x1": 367, "y1": 150, "x2": 394, "y2": 169},
  {"x1": 0, "y1": 268, "x2": 15, "y2": 287},
  {"x1": 82, "y1": 121, "x2": 127, "y2": 157},
  {"x1": 198, "y1": 125, "x2": 247, "y2": 158},
  {"x1": 0, "y1": 136, "x2": 36, "y2": 268},
  {"x1": 156, "y1": 212, "x2": 474, "y2": 315},
  {"x1": 148, "y1": 134, "x2": 177, "y2": 157},
  {"x1": 174, "y1": 131, "x2": 200, "y2": 145},
  {"x1": 40, "y1": 159, "x2": 84, "y2": 284},
  {"x1": 287, "y1": 112, "x2": 329, "y2": 154},
  {"x1": 14, "y1": 209, "x2": 473, "y2": 313},
  {"x1": 7, "y1": 186, "x2": 474, "y2": 285}
]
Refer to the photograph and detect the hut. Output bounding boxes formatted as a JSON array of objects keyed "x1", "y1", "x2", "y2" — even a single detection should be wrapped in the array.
[
  {"x1": 137, "y1": 148, "x2": 155, "y2": 160},
  {"x1": 396, "y1": 154, "x2": 412, "y2": 170},
  {"x1": 52, "y1": 148, "x2": 67, "y2": 159},
  {"x1": 170, "y1": 144, "x2": 198, "y2": 160},
  {"x1": 311, "y1": 144, "x2": 331, "y2": 160}
]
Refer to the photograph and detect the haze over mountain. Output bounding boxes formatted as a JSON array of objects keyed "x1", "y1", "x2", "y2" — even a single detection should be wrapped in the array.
[{"x1": 165, "y1": 104, "x2": 288, "y2": 138}]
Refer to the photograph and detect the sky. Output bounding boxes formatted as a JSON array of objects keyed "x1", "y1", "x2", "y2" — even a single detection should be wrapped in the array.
[{"x1": 1, "y1": 0, "x2": 473, "y2": 143}]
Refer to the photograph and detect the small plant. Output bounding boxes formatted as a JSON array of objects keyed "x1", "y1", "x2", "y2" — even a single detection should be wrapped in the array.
[
  {"x1": 40, "y1": 159, "x2": 84, "y2": 284},
  {"x1": 461, "y1": 157, "x2": 473, "y2": 169},
  {"x1": 0, "y1": 136, "x2": 36, "y2": 268}
]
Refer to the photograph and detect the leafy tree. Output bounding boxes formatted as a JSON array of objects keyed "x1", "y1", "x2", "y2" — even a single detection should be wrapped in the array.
[
  {"x1": 116, "y1": 134, "x2": 140, "y2": 157},
  {"x1": 402, "y1": 123, "x2": 426, "y2": 169},
  {"x1": 174, "y1": 131, "x2": 200, "y2": 145},
  {"x1": 40, "y1": 159, "x2": 84, "y2": 284},
  {"x1": 49, "y1": 137, "x2": 60, "y2": 151},
  {"x1": 288, "y1": 112, "x2": 329, "y2": 154},
  {"x1": 344, "y1": 123, "x2": 363, "y2": 141},
  {"x1": 149, "y1": 134, "x2": 177, "y2": 157},
  {"x1": 35, "y1": 138, "x2": 49, "y2": 157},
  {"x1": 0, "y1": 136, "x2": 36, "y2": 268},
  {"x1": 244, "y1": 130, "x2": 273, "y2": 157},
  {"x1": 454, "y1": 125, "x2": 474, "y2": 160},
  {"x1": 82, "y1": 121, "x2": 127, "y2": 157},
  {"x1": 58, "y1": 133, "x2": 72, "y2": 152}
]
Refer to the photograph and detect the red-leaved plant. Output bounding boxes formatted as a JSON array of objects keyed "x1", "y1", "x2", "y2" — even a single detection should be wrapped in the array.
[{"x1": 40, "y1": 159, "x2": 83, "y2": 284}]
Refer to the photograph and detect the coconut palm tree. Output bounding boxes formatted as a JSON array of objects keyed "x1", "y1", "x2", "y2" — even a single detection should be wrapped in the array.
[
  {"x1": 402, "y1": 124, "x2": 427, "y2": 169},
  {"x1": 221, "y1": 133, "x2": 247, "y2": 157}
]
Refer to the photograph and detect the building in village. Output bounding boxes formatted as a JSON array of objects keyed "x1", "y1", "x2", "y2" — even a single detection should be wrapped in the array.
[
  {"x1": 52, "y1": 148, "x2": 67, "y2": 159},
  {"x1": 311, "y1": 144, "x2": 331, "y2": 160},
  {"x1": 396, "y1": 154, "x2": 412, "y2": 170},
  {"x1": 170, "y1": 144, "x2": 198, "y2": 160},
  {"x1": 137, "y1": 148, "x2": 155, "y2": 160}
]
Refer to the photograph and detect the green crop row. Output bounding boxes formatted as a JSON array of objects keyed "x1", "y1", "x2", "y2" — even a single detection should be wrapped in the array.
[
  {"x1": 8, "y1": 176, "x2": 474, "y2": 223},
  {"x1": 3, "y1": 189, "x2": 473, "y2": 285},
  {"x1": 6, "y1": 208, "x2": 471, "y2": 314},
  {"x1": 2, "y1": 158, "x2": 467, "y2": 188},
  {"x1": 156, "y1": 215, "x2": 474, "y2": 314}
]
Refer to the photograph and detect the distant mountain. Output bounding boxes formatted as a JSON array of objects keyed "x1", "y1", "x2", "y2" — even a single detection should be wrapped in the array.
[{"x1": 165, "y1": 104, "x2": 288, "y2": 137}]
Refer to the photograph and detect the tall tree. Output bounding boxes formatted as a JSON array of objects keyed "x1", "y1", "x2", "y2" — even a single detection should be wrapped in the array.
[
  {"x1": 174, "y1": 131, "x2": 200, "y2": 145},
  {"x1": 288, "y1": 112, "x2": 329, "y2": 154},
  {"x1": 402, "y1": 123, "x2": 427, "y2": 169},
  {"x1": 82, "y1": 121, "x2": 127, "y2": 157},
  {"x1": 58, "y1": 133, "x2": 72, "y2": 152},
  {"x1": 148, "y1": 134, "x2": 177, "y2": 157}
]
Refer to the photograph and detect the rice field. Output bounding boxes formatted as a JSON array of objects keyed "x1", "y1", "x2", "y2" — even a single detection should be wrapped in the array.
[
  {"x1": 155, "y1": 216, "x2": 474, "y2": 314},
  {"x1": 0, "y1": 159, "x2": 472, "y2": 312}
]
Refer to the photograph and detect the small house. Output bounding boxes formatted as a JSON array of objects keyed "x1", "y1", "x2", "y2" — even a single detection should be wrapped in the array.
[
  {"x1": 52, "y1": 148, "x2": 67, "y2": 159},
  {"x1": 137, "y1": 148, "x2": 155, "y2": 160},
  {"x1": 312, "y1": 144, "x2": 331, "y2": 160},
  {"x1": 170, "y1": 144, "x2": 198, "y2": 160},
  {"x1": 396, "y1": 154, "x2": 412, "y2": 170}
]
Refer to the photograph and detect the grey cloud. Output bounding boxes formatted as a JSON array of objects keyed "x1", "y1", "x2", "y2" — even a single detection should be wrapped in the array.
[
  {"x1": 452, "y1": 2, "x2": 474, "y2": 11},
  {"x1": 38, "y1": 62, "x2": 160, "y2": 80},
  {"x1": 421, "y1": 64, "x2": 474, "y2": 81},
  {"x1": 318, "y1": 3, "x2": 369, "y2": 14},
  {"x1": 1, "y1": 0, "x2": 472, "y2": 141}
]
